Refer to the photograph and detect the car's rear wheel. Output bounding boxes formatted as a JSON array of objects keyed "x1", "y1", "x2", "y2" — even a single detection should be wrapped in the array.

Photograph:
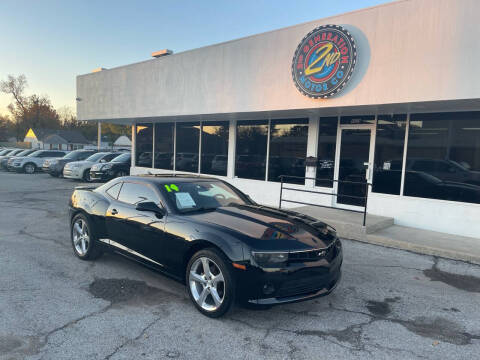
[
  {"x1": 83, "y1": 169, "x2": 91, "y2": 182},
  {"x1": 23, "y1": 163, "x2": 36, "y2": 174},
  {"x1": 71, "y1": 213, "x2": 103, "y2": 260},
  {"x1": 186, "y1": 248, "x2": 235, "y2": 318}
]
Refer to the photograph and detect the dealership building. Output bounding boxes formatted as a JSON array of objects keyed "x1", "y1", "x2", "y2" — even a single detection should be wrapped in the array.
[{"x1": 76, "y1": 0, "x2": 480, "y2": 239}]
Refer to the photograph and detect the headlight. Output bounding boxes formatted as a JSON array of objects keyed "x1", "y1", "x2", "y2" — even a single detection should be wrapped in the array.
[
  {"x1": 70, "y1": 164, "x2": 79, "y2": 169},
  {"x1": 102, "y1": 163, "x2": 112, "y2": 170},
  {"x1": 252, "y1": 251, "x2": 288, "y2": 267}
]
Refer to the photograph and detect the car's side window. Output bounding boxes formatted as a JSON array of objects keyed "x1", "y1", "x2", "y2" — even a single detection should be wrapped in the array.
[
  {"x1": 106, "y1": 182, "x2": 122, "y2": 199},
  {"x1": 117, "y1": 182, "x2": 160, "y2": 205}
]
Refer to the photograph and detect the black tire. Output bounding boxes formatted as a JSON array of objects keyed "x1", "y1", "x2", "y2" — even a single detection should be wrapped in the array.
[
  {"x1": 23, "y1": 163, "x2": 36, "y2": 174},
  {"x1": 82, "y1": 169, "x2": 91, "y2": 182},
  {"x1": 116, "y1": 170, "x2": 128, "y2": 177},
  {"x1": 70, "y1": 213, "x2": 103, "y2": 260},
  {"x1": 186, "y1": 248, "x2": 235, "y2": 318}
]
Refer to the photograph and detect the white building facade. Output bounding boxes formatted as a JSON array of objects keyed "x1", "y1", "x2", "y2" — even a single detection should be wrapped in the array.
[{"x1": 76, "y1": 0, "x2": 480, "y2": 238}]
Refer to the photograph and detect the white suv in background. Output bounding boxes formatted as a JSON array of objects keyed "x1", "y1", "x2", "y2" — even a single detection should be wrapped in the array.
[
  {"x1": 63, "y1": 152, "x2": 122, "y2": 181},
  {"x1": 11, "y1": 150, "x2": 68, "y2": 174}
]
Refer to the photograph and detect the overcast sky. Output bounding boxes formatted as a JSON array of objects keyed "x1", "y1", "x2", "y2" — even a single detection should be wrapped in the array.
[{"x1": 0, "y1": 0, "x2": 393, "y2": 116}]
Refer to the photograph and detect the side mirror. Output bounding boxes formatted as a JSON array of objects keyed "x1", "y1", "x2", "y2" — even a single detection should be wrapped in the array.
[
  {"x1": 136, "y1": 201, "x2": 165, "y2": 218},
  {"x1": 100, "y1": 159, "x2": 107, "y2": 163}
]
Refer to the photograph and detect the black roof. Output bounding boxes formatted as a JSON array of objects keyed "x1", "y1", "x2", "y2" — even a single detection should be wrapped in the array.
[{"x1": 30, "y1": 128, "x2": 89, "y2": 144}]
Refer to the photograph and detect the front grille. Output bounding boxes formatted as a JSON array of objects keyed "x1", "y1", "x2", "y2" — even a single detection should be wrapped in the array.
[
  {"x1": 288, "y1": 240, "x2": 339, "y2": 263},
  {"x1": 276, "y1": 272, "x2": 337, "y2": 298}
]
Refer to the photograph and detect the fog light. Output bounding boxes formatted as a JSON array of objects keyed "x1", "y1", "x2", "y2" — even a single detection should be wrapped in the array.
[{"x1": 262, "y1": 283, "x2": 275, "y2": 295}]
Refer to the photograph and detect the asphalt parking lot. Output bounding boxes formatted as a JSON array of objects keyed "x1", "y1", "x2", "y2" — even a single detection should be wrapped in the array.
[{"x1": 1, "y1": 171, "x2": 480, "y2": 360}]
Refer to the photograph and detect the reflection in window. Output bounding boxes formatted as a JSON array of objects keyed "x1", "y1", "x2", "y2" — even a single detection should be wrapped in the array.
[
  {"x1": 316, "y1": 117, "x2": 338, "y2": 187},
  {"x1": 118, "y1": 182, "x2": 159, "y2": 205},
  {"x1": 235, "y1": 120, "x2": 268, "y2": 180},
  {"x1": 175, "y1": 122, "x2": 200, "y2": 172},
  {"x1": 154, "y1": 123, "x2": 174, "y2": 170},
  {"x1": 201, "y1": 122, "x2": 229, "y2": 176},
  {"x1": 136, "y1": 124, "x2": 153, "y2": 168},
  {"x1": 372, "y1": 114, "x2": 407, "y2": 195},
  {"x1": 340, "y1": 115, "x2": 375, "y2": 125},
  {"x1": 405, "y1": 112, "x2": 480, "y2": 204},
  {"x1": 268, "y1": 119, "x2": 308, "y2": 184}
]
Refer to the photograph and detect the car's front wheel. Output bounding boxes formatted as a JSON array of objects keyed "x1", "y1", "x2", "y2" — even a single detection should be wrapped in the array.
[
  {"x1": 71, "y1": 213, "x2": 103, "y2": 260},
  {"x1": 116, "y1": 170, "x2": 128, "y2": 177},
  {"x1": 186, "y1": 248, "x2": 235, "y2": 318},
  {"x1": 82, "y1": 169, "x2": 91, "y2": 182},
  {"x1": 23, "y1": 163, "x2": 36, "y2": 174}
]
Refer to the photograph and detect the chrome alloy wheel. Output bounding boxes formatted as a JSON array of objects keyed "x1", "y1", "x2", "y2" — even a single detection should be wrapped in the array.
[
  {"x1": 189, "y1": 257, "x2": 225, "y2": 312},
  {"x1": 72, "y1": 218, "x2": 90, "y2": 256}
]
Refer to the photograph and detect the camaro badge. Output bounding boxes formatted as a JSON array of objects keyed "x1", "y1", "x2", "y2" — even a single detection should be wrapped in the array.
[{"x1": 292, "y1": 24, "x2": 357, "y2": 98}]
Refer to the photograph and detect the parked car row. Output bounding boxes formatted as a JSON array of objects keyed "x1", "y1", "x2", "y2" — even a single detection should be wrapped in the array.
[{"x1": 0, "y1": 147, "x2": 131, "y2": 182}]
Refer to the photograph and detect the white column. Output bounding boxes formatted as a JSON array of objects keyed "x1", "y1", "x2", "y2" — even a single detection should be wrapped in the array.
[
  {"x1": 305, "y1": 116, "x2": 319, "y2": 188},
  {"x1": 97, "y1": 121, "x2": 101, "y2": 150},
  {"x1": 131, "y1": 124, "x2": 136, "y2": 168},
  {"x1": 227, "y1": 119, "x2": 236, "y2": 179}
]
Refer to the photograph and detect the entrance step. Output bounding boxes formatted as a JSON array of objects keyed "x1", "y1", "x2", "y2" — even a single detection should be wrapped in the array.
[
  {"x1": 294, "y1": 205, "x2": 394, "y2": 240},
  {"x1": 294, "y1": 205, "x2": 480, "y2": 265}
]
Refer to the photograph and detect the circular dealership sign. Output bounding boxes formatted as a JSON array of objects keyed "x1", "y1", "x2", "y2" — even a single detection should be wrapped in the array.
[{"x1": 292, "y1": 24, "x2": 357, "y2": 99}]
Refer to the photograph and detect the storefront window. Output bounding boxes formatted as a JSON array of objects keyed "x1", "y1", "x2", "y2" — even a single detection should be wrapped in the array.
[
  {"x1": 201, "y1": 121, "x2": 229, "y2": 176},
  {"x1": 268, "y1": 119, "x2": 308, "y2": 184},
  {"x1": 175, "y1": 122, "x2": 200, "y2": 172},
  {"x1": 235, "y1": 120, "x2": 268, "y2": 180},
  {"x1": 372, "y1": 114, "x2": 407, "y2": 195},
  {"x1": 136, "y1": 123, "x2": 153, "y2": 168},
  {"x1": 340, "y1": 115, "x2": 375, "y2": 125},
  {"x1": 316, "y1": 117, "x2": 338, "y2": 187},
  {"x1": 405, "y1": 112, "x2": 480, "y2": 204},
  {"x1": 153, "y1": 123, "x2": 174, "y2": 170}
]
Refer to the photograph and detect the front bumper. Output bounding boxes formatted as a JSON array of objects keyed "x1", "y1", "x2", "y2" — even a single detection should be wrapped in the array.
[
  {"x1": 12, "y1": 163, "x2": 24, "y2": 172},
  {"x1": 44, "y1": 164, "x2": 63, "y2": 176},
  {"x1": 237, "y1": 241, "x2": 343, "y2": 305},
  {"x1": 63, "y1": 168, "x2": 82, "y2": 179},
  {"x1": 89, "y1": 170, "x2": 113, "y2": 181}
]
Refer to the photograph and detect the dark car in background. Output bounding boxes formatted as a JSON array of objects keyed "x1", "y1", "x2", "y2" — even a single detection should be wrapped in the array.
[
  {"x1": 69, "y1": 175, "x2": 342, "y2": 317},
  {"x1": 43, "y1": 149, "x2": 97, "y2": 177},
  {"x1": 89, "y1": 152, "x2": 131, "y2": 181}
]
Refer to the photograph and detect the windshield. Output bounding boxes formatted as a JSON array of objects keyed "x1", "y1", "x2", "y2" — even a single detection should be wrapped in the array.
[
  {"x1": 111, "y1": 153, "x2": 130, "y2": 162},
  {"x1": 63, "y1": 151, "x2": 79, "y2": 159},
  {"x1": 16, "y1": 149, "x2": 32, "y2": 156},
  {"x1": 29, "y1": 150, "x2": 43, "y2": 157},
  {"x1": 1, "y1": 149, "x2": 15, "y2": 155},
  {"x1": 85, "y1": 152, "x2": 108, "y2": 162},
  {"x1": 159, "y1": 180, "x2": 248, "y2": 213}
]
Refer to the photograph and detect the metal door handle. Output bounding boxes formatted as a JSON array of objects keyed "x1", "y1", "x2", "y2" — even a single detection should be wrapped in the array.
[{"x1": 111, "y1": 209, "x2": 118, "y2": 215}]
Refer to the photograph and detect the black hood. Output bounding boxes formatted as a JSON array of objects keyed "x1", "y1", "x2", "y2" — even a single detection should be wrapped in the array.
[{"x1": 187, "y1": 204, "x2": 335, "y2": 252}]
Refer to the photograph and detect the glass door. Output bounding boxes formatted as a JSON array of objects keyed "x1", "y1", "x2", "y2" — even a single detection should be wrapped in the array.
[{"x1": 334, "y1": 127, "x2": 375, "y2": 208}]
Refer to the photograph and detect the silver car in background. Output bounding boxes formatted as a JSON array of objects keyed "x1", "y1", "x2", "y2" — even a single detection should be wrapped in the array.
[{"x1": 63, "y1": 152, "x2": 123, "y2": 181}]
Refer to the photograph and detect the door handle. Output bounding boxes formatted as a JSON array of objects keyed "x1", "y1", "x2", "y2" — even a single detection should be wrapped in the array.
[{"x1": 111, "y1": 208, "x2": 118, "y2": 215}]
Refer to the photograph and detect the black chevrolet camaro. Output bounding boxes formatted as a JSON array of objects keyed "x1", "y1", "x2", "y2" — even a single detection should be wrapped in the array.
[{"x1": 69, "y1": 175, "x2": 342, "y2": 317}]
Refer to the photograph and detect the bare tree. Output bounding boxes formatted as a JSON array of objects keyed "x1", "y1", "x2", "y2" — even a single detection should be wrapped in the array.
[{"x1": 0, "y1": 74, "x2": 27, "y2": 115}]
